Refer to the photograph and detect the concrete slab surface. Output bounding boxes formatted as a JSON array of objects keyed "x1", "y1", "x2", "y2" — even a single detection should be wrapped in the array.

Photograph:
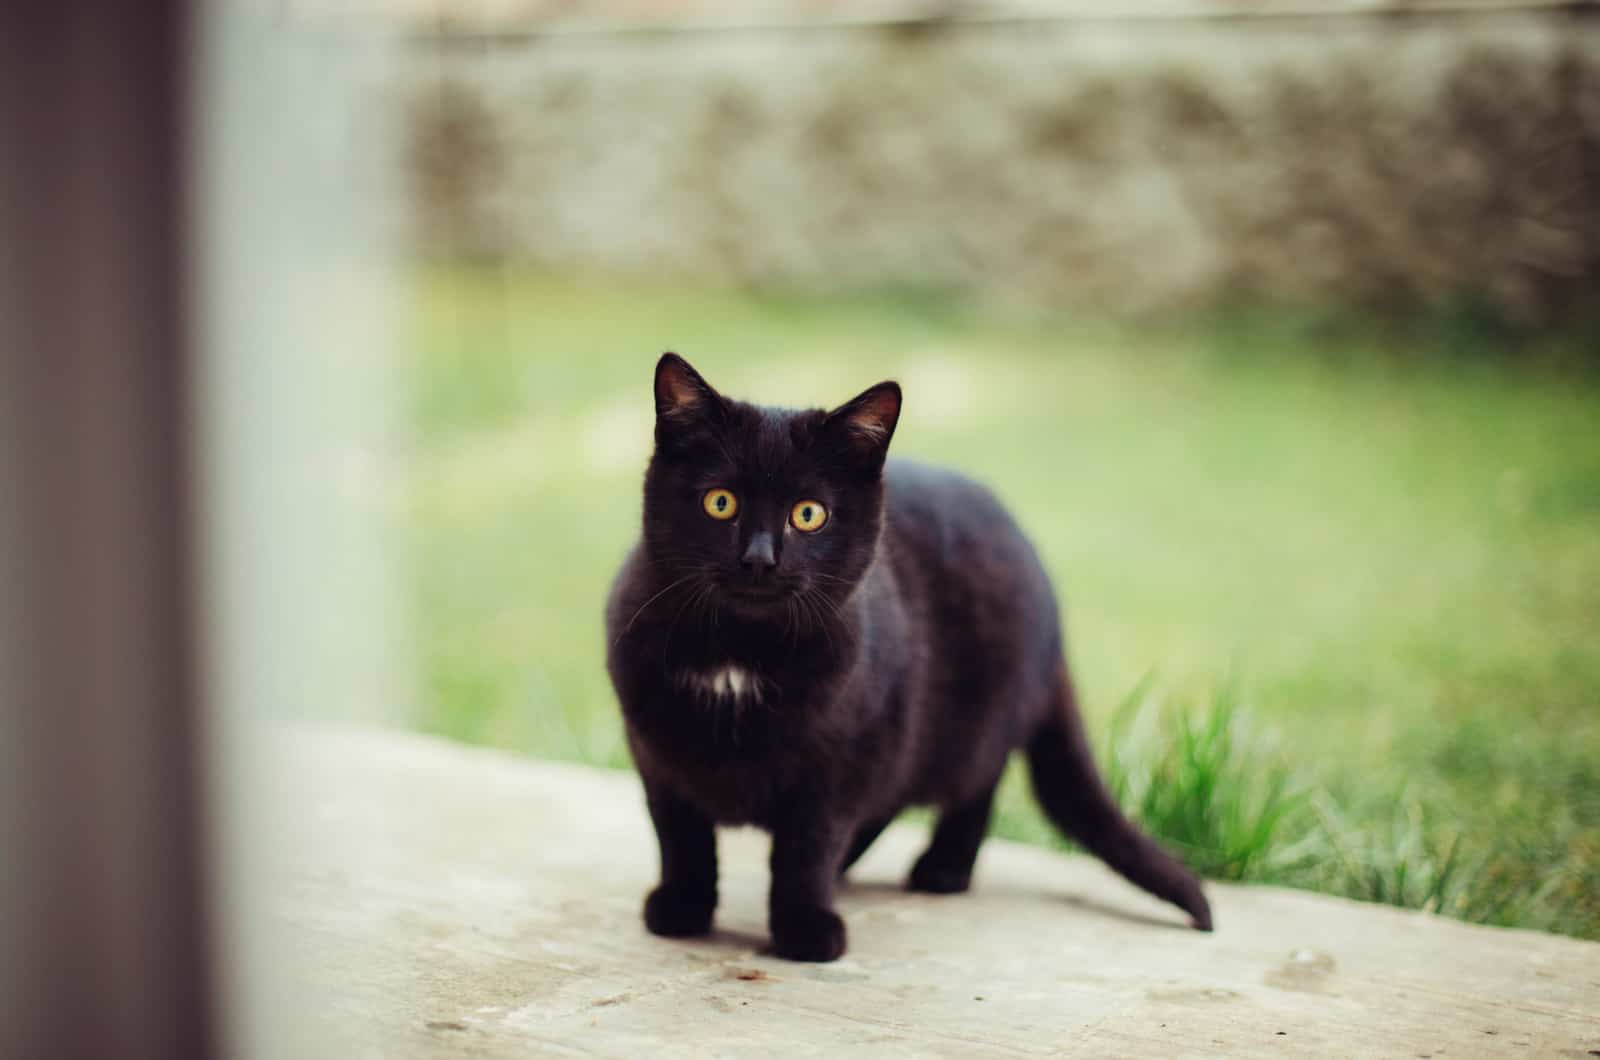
[{"x1": 277, "y1": 725, "x2": 1600, "y2": 1058}]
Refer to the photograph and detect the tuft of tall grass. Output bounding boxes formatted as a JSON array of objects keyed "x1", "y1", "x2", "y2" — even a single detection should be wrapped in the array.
[
  {"x1": 1302, "y1": 794, "x2": 1584, "y2": 931},
  {"x1": 1090, "y1": 680, "x2": 1589, "y2": 934},
  {"x1": 1099, "y1": 679, "x2": 1303, "y2": 882}
]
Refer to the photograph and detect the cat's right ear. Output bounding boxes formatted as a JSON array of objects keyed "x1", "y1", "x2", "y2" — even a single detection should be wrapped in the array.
[
  {"x1": 654, "y1": 353, "x2": 725, "y2": 440},
  {"x1": 823, "y1": 380, "x2": 901, "y2": 475}
]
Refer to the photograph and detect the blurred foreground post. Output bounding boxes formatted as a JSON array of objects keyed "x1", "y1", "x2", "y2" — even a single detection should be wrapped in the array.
[{"x1": 0, "y1": 2, "x2": 217, "y2": 1058}]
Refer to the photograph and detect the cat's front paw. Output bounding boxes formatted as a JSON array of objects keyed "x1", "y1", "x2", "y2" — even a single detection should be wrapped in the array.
[
  {"x1": 643, "y1": 883, "x2": 716, "y2": 938},
  {"x1": 769, "y1": 904, "x2": 847, "y2": 962}
]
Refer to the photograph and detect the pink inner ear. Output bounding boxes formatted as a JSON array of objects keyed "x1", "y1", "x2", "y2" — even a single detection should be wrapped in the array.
[
  {"x1": 846, "y1": 389, "x2": 899, "y2": 441},
  {"x1": 658, "y1": 362, "x2": 706, "y2": 417},
  {"x1": 662, "y1": 378, "x2": 700, "y2": 413}
]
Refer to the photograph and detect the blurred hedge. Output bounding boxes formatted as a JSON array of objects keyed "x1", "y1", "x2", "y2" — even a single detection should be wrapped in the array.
[{"x1": 404, "y1": 10, "x2": 1600, "y2": 336}]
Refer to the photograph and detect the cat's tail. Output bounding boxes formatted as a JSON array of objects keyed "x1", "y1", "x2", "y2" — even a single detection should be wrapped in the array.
[{"x1": 1025, "y1": 670, "x2": 1214, "y2": 931}]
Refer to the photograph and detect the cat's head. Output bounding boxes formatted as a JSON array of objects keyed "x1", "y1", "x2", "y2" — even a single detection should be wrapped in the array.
[{"x1": 641, "y1": 353, "x2": 900, "y2": 618}]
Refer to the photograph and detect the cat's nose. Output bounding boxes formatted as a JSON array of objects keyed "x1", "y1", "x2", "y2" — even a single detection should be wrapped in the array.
[{"x1": 741, "y1": 531, "x2": 777, "y2": 577}]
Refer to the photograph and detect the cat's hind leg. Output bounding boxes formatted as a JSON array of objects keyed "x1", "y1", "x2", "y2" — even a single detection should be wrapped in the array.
[{"x1": 908, "y1": 782, "x2": 997, "y2": 894}]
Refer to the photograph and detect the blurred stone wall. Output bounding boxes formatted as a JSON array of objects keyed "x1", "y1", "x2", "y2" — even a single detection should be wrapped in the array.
[{"x1": 402, "y1": 9, "x2": 1600, "y2": 324}]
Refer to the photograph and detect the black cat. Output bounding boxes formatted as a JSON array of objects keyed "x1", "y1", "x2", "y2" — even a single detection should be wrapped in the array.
[{"x1": 605, "y1": 354, "x2": 1212, "y2": 962}]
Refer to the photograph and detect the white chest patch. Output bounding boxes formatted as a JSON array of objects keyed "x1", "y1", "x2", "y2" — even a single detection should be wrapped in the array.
[{"x1": 681, "y1": 664, "x2": 762, "y2": 702}]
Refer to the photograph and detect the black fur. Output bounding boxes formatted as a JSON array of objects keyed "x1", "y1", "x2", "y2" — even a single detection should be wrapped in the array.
[{"x1": 605, "y1": 353, "x2": 1212, "y2": 962}]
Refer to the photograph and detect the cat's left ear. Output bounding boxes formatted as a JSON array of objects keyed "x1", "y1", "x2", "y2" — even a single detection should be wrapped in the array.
[
  {"x1": 654, "y1": 353, "x2": 729, "y2": 452},
  {"x1": 824, "y1": 381, "x2": 901, "y2": 474},
  {"x1": 655, "y1": 352, "x2": 723, "y2": 422}
]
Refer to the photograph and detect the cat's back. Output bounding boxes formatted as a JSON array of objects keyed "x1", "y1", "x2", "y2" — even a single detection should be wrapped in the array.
[
  {"x1": 883, "y1": 458, "x2": 1010, "y2": 531},
  {"x1": 877, "y1": 460, "x2": 1063, "y2": 796},
  {"x1": 880, "y1": 459, "x2": 1060, "y2": 643},
  {"x1": 882, "y1": 459, "x2": 1032, "y2": 564}
]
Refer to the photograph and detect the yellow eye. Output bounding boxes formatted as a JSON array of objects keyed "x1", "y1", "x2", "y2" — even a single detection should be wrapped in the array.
[
  {"x1": 702, "y1": 488, "x2": 738, "y2": 521},
  {"x1": 790, "y1": 499, "x2": 828, "y2": 533}
]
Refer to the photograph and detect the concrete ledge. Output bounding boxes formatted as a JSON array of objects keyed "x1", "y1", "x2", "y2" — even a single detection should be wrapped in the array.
[{"x1": 279, "y1": 725, "x2": 1600, "y2": 1057}]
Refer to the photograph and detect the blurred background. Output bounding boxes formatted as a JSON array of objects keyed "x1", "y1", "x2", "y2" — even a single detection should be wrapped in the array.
[{"x1": 397, "y1": 0, "x2": 1597, "y2": 938}]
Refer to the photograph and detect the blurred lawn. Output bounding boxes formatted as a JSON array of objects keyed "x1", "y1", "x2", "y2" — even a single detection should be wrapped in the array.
[{"x1": 404, "y1": 266, "x2": 1600, "y2": 939}]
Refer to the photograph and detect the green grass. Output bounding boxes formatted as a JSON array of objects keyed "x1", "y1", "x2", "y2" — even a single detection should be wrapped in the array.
[{"x1": 403, "y1": 265, "x2": 1600, "y2": 939}]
